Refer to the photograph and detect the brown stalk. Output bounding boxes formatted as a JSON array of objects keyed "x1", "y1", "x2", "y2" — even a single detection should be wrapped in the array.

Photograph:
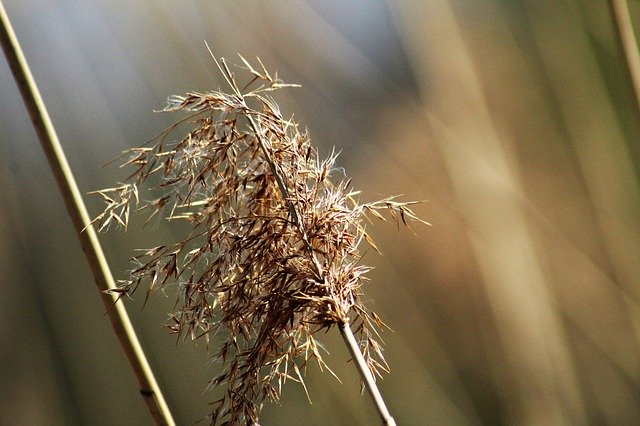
[{"x1": 0, "y1": 3, "x2": 175, "y2": 425}]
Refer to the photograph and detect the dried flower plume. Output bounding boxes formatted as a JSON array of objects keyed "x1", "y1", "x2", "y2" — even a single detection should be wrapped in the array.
[{"x1": 91, "y1": 53, "x2": 425, "y2": 425}]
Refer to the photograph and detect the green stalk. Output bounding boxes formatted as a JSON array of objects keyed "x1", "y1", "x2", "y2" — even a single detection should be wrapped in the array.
[
  {"x1": 609, "y1": 0, "x2": 640, "y2": 118},
  {"x1": 0, "y1": 3, "x2": 175, "y2": 424}
]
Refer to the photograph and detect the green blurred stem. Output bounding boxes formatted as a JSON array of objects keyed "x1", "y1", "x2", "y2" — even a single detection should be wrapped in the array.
[
  {"x1": 0, "y1": 3, "x2": 175, "y2": 425},
  {"x1": 609, "y1": 0, "x2": 640, "y2": 118}
]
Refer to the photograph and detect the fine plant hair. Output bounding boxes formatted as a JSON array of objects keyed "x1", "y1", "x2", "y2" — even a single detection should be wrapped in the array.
[{"x1": 91, "y1": 53, "x2": 425, "y2": 425}]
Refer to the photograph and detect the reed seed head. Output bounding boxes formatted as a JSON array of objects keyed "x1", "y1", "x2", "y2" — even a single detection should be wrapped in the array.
[{"x1": 91, "y1": 54, "x2": 426, "y2": 425}]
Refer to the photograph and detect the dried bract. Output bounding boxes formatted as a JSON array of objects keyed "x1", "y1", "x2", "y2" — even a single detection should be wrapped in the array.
[{"x1": 93, "y1": 55, "x2": 426, "y2": 425}]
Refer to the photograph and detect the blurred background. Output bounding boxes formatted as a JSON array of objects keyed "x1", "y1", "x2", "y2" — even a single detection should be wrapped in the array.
[{"x1": 1, "y1": 0, "x2": 640, "y2": 424}]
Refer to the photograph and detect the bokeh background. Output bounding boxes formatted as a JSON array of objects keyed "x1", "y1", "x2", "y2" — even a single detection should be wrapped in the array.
[{"x1": 2, "y1": 0, "x2": 640, "y2": 424}]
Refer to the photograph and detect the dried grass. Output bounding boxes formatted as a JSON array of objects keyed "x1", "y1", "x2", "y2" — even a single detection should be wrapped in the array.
[{"x1": 92, "y1": 53, "x2": 425, "y2": 425}]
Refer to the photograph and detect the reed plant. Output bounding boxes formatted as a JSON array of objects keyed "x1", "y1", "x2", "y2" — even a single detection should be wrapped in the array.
[
  {"x1": 91, "y1": 52, "x2": 425, "y2": 425},
  {"x1": 0, "y1": 2, "x2": 175, "y2": 424},
  {"x1": 5, "y1": 1, "x2": 640, "y2": 424}
]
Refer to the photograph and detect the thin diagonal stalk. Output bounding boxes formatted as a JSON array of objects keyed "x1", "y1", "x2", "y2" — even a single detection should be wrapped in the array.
[
  {"x1": 609, "y1": 0, "x2": 640, "y2": 119},
  {"x1": 216, "y1": 57, "x2": 397, "y2": 426},
  {"x1": 0, "y1": 3, "x2": 175, "y2": 425},
  {"x1": 339, "y1": 322, "x2": 397, "y2": 426}
]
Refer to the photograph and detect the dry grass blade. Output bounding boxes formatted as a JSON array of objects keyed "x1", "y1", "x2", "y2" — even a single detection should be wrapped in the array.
[{"x1": 92, "y1": 54, "x2": 424, "y2": 425}]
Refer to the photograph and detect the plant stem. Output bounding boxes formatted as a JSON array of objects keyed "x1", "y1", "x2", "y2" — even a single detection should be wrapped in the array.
[
  {"x1": 0, "y1": 3, "x2": 175, "y2": 425},
  {"x1": 339, "y1": 321, "x2": 397, "y2": 426},
  {"x1": 609, "y1": 0, "x2": 640, "y2": 119}
]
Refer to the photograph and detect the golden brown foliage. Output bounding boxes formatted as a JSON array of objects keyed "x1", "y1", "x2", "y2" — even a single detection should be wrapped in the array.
[{"x1": 92, "y1": 55, "x2": 424, "y2": 425}]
